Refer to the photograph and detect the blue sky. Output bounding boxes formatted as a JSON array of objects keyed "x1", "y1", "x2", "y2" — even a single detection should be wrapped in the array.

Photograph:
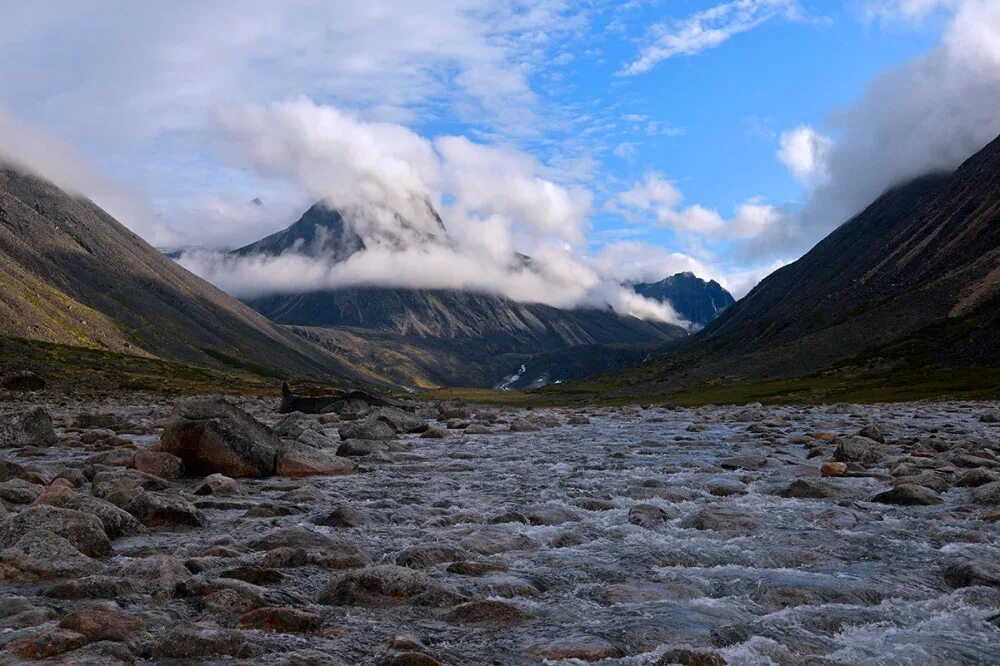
[{"x1": 0, "y1": 0, "x2": 995, "y2": 307}]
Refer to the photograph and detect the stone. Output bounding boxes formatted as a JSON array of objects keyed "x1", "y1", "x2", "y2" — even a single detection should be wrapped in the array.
[
  {"x1": 464, "y1": 424, "x2": 493, "y2": 434},
  {"x1": 971, "y1": 481, "x2": 1000, "y2": 505},
  {"x1": 655, "y1": 648, "x2": 727, "y2": 666},
  {"x1": 420, "y1": 427, "x2": 449, "y2": 439},
  {"x1": 859, "y1": 423, "x2": 887, "y2": 443},
  {"x1": 821, "y1": 462, "x2": 848, "y2": 477},
  {"x1": 338, "y1": 417, "x2": 397, "y2": 441},
  {"x1": 125, "y1": 491, "x2": 206, "y2": 528},
  {"x1": 871, "y1": 483, "x2": 942, "y2": 506},
  {"x1": 444, "y1": 600, "x2": 533, "y2": 626},
  {"x1": 980, "y1": 410, "x2": 1000, "y2": 424},
  {"x1": 131, "y1": 450, "x2": 184, "y2": 479},
  {"x1": 159, "y1": 397, "x2": 279, "y2": 477},
  {"x1": 44, "y1": 576, "x2": 133, "y2": 599},
  {"x1": 628, "y1": 503, "x2": 677, "y2": 528},
  {"x1": 276, "y1": 440, "x2": 357, "y2": 476},
  {"x1": 0, "y1": 478, "x2": 43, "y2": 504},
  {"x1": 3, "y1": 628, "x2": 87, "y2": 659},
  {"x1": 522, "y1": 503, "x2": 581, "y2": 526},
  {"x1": 0, "y1": 407, "x2": 58, "y2": 448},
  {"x1": 252, "y1": 526, "x2": 332, "y2": 551},
  {"x1": 314, "y1": 505, "x2": 367, "y2": 528},
  {"x1": 527, "y1": 636, "x2": 621, "y2": 661},
  {"x1": 567, "y1": 415, "x2": 591, "y2": 425},
  {"x1": 0, "y1": 529, "x2": 101, "y2": 579},
  {"x1": 194, "y1": 472, "x2": 240, "y2": 495},
  {"x1": 682, "y1": 507, "x2": 760, "y2": 533},
  {"x1": 572, "y1": 497, "x2": 616, "y2": 511},
  {"x1": 58, "y1": 607, "x2": 144, "y2": 642},
  {"x1": 122, "y1": 554, "x2": 192, "y2": 595},
  {"x1": 0, "y1": 505, "x2": 111, "y2": 557},
  {"x1": 779, "y1": 479, "x2": 838, "y2": 499},
  {"x1": 337, "y1": 438, "x2": 391, "y2": 456},
  {"x1": 718, "y1": 455, "x2": 767, "y2": 470},
  {"x1": 312, "y1": 540, "x2": 368, "y2": 569},
  {"x1": 706, "y1": 477, "x2": 747, "y2": 496},
  {"x1": 508, "y1": 420, "x2": 540, "y2": 433},
  {"x1": 319, "y1": 565, "x2": 463, "y2": 607},
  {"x1": 372, "y1": 407, "x2": 428, "y2": 434},
  {"x1": 832, "y1": 436, "x2": 883, "y2": 464},
  {"x1": 272, "y1": 412, "x2": 325, "y2": 439},
  {"x1": 446, "y1": 560, "x2": 509, "y2": 576},
  {"x1": 1, "y1": 371, "x2": 45, "y2": 391},
  {"x1": 943, "y1": 560, "x2": 1000, "y2": 589},
  {"x1": 237, "y1": 607, "x2": 323, "y2": 633},
  {"x1": 152, "y1": 625, "x2": 248, "y2": 659},
  {"x1": 396, "y1": 544, "x2": 469, "y2": 569}
]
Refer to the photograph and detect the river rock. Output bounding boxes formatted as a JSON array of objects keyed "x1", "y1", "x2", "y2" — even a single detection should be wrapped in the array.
[
  {"x1": 276, "y1": 440, "x2": 357, "y2": 476},
  {"x1": 152, "y1": 625, "x2": 249, "y2": 659},
  {"x1": 444, "y1": 600, "x2": 533, "y2": 626},
  {"x1": 871, "y1": 483, "x2": 942, "y2": 506},
  {"x1": 832, "y1": 436, "x2": 883, "y2": 464},
  {"x1": 0, "y1": 505, "x2": 111, "y2": 557},
  {"x1": 319, "y1": 565, "x2": 463, "y2": 607},
  {"x1": 237, "y1": 606, "x2": 323, "y2": 633},
  {"x1": 3, "y1": 628, "x2": 87, "y2": 660},
  {"x1": 58, "y1": 607, "x2": 145, "y2": 642},
  {"x1": 131, "y1": 450, "x2": 184, "y2": 479},
  {"x1": 971, "y1": 481, "x2": 1000, "y2": 505},
  {"x1": 526, "y1": 636, "x2": 621, "y2": 661},
  {"x1": 0, "y1": 529, "x2": 101, "y2": 579},
  {"x1": 779, "y1": 478, "x2": 838, "y2": 499},
  {"x1": 338, "y1": 417, "x2": 397, "y2": 441},
  {"x1": 628, "y1": 503, "x2": 677, "y2": 528},
  {"x1": 159, "y1": 397, "x2": 279, "y2": 477},
  {"x1": 0, "y1": 407, "x2": 57, "y2": 448}
]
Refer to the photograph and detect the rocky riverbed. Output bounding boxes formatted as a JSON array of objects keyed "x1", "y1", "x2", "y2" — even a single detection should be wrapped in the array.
[{"x1": 0, "y1": 394, "x2": 999, "y2": 665}]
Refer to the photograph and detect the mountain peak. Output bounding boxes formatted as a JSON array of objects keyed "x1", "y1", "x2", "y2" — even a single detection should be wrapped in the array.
[{"x1": 634, "y1": 272, "x2": 735, "y2": 327}]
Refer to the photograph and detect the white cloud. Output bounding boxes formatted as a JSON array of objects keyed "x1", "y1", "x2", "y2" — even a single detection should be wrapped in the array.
[
  {"x1": 0, "y1": 106, "x2": 177, "y2": 246},
  {"x1": 622, "y1": 0, "x2": 802, "y2": 75},
  {"x1": 863, "y1": 0, "x2": 958, "y2": 20},
  {"x1": 757, "y1": 0, "x2": 1000, "y2": 259},
  {"x1": 777, "y1": 125, "x2": 833, "y2": 182},
  {"x1": 618, "y1": 173, "x2": 780, "y2": 240}
]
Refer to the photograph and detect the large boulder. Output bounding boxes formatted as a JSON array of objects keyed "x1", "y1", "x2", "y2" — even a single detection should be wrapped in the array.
[
  {"x1": 0, "y1": 529, "x2": 102, "y2": 579},
  {"x1": 159, "y1": 398, "x2": 278, "y2": 477},
  {"x1": 318, "y1": 565, "x2": 463, "y2": 607},
  {"x1": 276, "y1": 440, "x2": 357, "y2": 477},
  {"x1": 371, "y1": 407, "x2": 428, "y2": 434},
  {"x1": 0, "y1": 407, "x2": 58, "y2": 448},
  {"x1": 338, "y1": 417, "x2": 397, "y2": 441},
  {"x1": 279, "y1": 381, "x2": 390, "y2": 415},
  {"x1": 832, "y1": 436, "x2": 883, "y2": 464},
  {"x1": 871, "y1": 484, "x2": 942, "y2": 506},
  {"x1": 0, "y1": 505, "x2": 111, "y2": 557}
]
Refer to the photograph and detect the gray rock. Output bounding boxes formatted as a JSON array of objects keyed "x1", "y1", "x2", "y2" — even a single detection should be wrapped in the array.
[
  {"x1": 871, "y1": 483, "x2": 942, "y2": 506},
  {"x1": 159, "y1": 397, "x2": 279, "y2": 477},
  {"x1": 338, "y1": 417, "x2": 397, "y2": 441},
  {"x1": 0, "y1": 505, "x2": 111, "y2": 557},
  {"x1": 832, "y1": 436, "x2": 883, "y2": 464},
  {"x1": 971, "y1": 481, "x2": 1000, "y2": 505},
  {"x1": 0, "y1": 529, "x2": 101, "y2": 579},
  {"x1": 319, "y1": 564, "x2": 464, "y2": 607},
  {"x1": 779, "y1": 478, "x2": 838, "y2": 499},
  {"x1": 372, "y1": 407, "x2": 428, "y2": 434},
  {"x1": 0, "y1": 407, "x2": 57, "y2": 448},
  {"x1": 628, "y1": 503, "x2": 677, "y2": 528}
]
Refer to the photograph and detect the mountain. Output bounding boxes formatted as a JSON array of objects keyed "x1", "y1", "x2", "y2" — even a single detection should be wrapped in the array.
[
  {"x1": 634, "y1": 272, "x2": 735, "y2": 327},
  {"x1": 0, "y1": 167, "x2": 361, "y2": 383},
  {"x1": 566, "y1": 133, "x2": 1000, "y2": 402},
  {"x1": 234, "y1": 202, "x2": 689, "y2": 386}
]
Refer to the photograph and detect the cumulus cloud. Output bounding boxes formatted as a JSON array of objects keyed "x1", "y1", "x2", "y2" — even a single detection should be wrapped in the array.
[
  {"x1": 777, "y1": 125, "x2": 833, "y2": 182},
  {"x1": 182, "y1": 101, "x2": 687, "y2": 325},
  {"x1": 618, "y1": 173, "x2": 781, "y2": 239},
  {"x1": 622, "y1": 0, "x2": 802, "y2": 75},
  {"x1": 761, "y1": 0, "x2": 1000, "y2": 259}
]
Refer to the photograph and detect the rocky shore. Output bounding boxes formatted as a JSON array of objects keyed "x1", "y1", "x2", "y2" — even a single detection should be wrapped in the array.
[{"x1": 0, "y1": 392, "x2": 999, "y2": 664}]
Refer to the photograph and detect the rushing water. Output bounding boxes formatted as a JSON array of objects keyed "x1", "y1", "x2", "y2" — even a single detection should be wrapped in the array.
[{"x1": 4, "y1": 399, "x2": 1000, "y2": 664}]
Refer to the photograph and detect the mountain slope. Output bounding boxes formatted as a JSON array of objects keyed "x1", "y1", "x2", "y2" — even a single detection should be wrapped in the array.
[
  {"x1": 634, "y1": 272, "x2": 735, "y2": 327},
  {"x1": 236, "y1": 203, "x2": 689, "y2": 377},
  {"x1": 563, "y1": 133, "x2": 1000, "y2": 400},
  {"x1": 0, "y1": 167, "x2": 359, "y2": 381}
]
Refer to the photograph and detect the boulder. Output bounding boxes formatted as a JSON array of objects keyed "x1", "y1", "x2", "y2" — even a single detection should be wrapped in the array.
[
  {"x1": 444, "y1": 600, "x2": 533, "y2": 626},
  {"x1": 858, "y1": 423, "x2": 887, "y2": 443},
  {"x1": 336, "y1": 439, "x2": 391, "y2": 456},
  {"x1": 420, "y1": 428, "x2": 449, "y2": 439},
  {"x1": 372, "y1": 407, "x2": 428, "y2": 434},
  {"x1": 319, "y1": 565, "x2": 463, "y2": 607},
  {"x1": 821, "y1": 462, "x2": 848, "y2": 477},
  {"x1": 272, "y1": 412, "x2": 324, "y2": 440},
  {"x1": 682, "y1": 507, "x2": 760, "y2": 533},
  {"x1": 832, "y1": 436, "x2": 883, "y2": 464},
  {"x1": 0, "y1": 407, "x2": 58, "y2": 448},
  {"x1": 194, "y1": 473, "x2": 240, "y2": 496},
  {"x1": 44, "y1": 576, "x2": 133, "y2": 599},
  {"x1": 0, "y1": 505, "x2": 111, "y2": 557},
  {"x1": 396, "y1": 544, "x2": 469, "y2": 569},
  {"x1": 628, "y1": 503, "x2": 677, "y2": 528},
  {"x1": 160, "y1": 397, "x2": 278, "y2": 477},
  {"x1": 779, "y1": 479, "x2": 838, "y2": 499},
  {"x1": 0, "y1": 529, "x2": 101, "y2": 579},
  {"x1": 522, "y1": 503, "x2": 581, "y2": 526},
  {"x1": 313, "y1": 505, "x2": 367, "y2": 528},
  {"x1": 338, "y1": 417, "x2": 397, "y2": 441},
  {"x1": 971, "y1": 481, "x2": 1000, "y2": 505},
  {"x1": 0, "y1": 478, "x2": 43, "y2": 504},
  {"x1": 276, "y1": 440, "x2": 357, "y2": 477},
  {"x1": 152, "y1": 625, "x2": 248, "y2": 659},
  {"x1": 58, "y1": 607, "x2": 144, "y2": 642},
  {"x1": 132, "y1": 450, "x2": 184, "y2": 479},
  {"x1": 870, "y1": 483, "x2": 942, "y2": 506},
  {"x1": 718, "y1": 455, "x2": 767, "y2": 470},
  {"x1": 122, "y1": 555, "x2": 192, "y2": 595},
  {"x1": 237, "y1": 607, "x2": 323, "y2": 633},
  {"x1": 3, "y1": 628, "x2": 87, "y2": 660},
  {"x1": 527, "y1": 636, "x2": 621, "y2": 661}
]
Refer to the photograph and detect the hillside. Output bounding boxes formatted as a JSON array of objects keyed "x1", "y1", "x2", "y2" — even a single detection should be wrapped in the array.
[
  {"x1": 0, "y1": 167, "x2": 361, "y2": 383},
  {"x1": 554, "y1": 134, "x2": 1000, "y2": 402},
  {"x1": 634, "y1": 272, "x2": 735, "y2": 327}
]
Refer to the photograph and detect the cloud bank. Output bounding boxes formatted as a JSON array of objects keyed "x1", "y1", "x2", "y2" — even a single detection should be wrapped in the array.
[{"x1": 181, "y1": 100, "x2": 688, "y2": 325}]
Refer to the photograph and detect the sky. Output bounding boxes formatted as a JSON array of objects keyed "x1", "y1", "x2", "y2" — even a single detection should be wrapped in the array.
[{"x1": 1, "y1": 0, "x2": 998, "y2": 319}]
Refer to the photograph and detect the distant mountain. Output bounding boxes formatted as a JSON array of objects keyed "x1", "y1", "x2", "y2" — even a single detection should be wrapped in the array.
[
  {"x1": 0, "y1": 167, "x2": 360, "y2": 382},
  {"x1": 572, "y1": 133, "x2": 1000, "y2": 401},
  {"x1": 634, "y1": 272, "x2": 735, "y2": 327},
  {"x1": 235, "y1": 202, "x2": 688, "y2": 386}
]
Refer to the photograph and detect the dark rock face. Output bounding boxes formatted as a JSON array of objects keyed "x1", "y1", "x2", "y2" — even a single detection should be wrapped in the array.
[
  {"x1": 633, "y1": 272, "x2": 736, "y2": 327},
  {"x1": 160, "y1": 398, "x2": 278, "y2": 477}
]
